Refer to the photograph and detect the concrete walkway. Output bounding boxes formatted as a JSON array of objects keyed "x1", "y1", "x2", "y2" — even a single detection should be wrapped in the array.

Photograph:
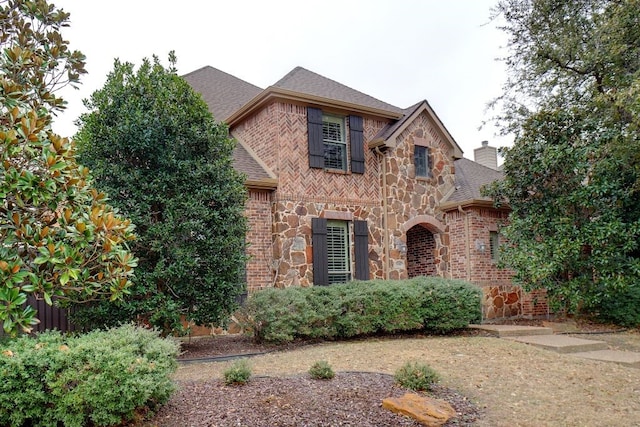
[{"x1": 469, "y1": 324, "x2": 640, "y2": 368}]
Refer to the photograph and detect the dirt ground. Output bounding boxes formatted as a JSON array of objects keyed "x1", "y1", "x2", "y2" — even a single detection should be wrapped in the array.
[{"x1": 148, "y1": 322, "x2": 640, "y2": 426}]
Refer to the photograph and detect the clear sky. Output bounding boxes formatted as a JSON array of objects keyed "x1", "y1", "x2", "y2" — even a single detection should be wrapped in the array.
[{"x1": 52, "y1": 0, "x2": 510, "y2": 159}]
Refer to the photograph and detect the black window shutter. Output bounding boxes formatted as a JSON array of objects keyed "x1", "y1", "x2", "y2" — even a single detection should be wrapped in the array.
[
  {"x1": 308, "y1": 107, "x2": 324, "y2": 168},
  {"x1": 354, "y1": 220, "x2": 369, "y2": 280},
  {"x1": 349, "y1": 115, "x2": 365, "y2": 174},
  {"x1": 312, "y1": 218, "x2": 329, "y2": 285}
]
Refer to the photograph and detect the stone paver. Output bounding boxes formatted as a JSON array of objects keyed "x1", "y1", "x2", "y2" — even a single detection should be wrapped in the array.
[
  {"x1": 504, "y1": 334, "x2": 608, "y2": 353},
  {"x1": 470, "y1": 324, "x2": 639, "y2": 368},
  {"x1": 571, "y1": 349, "x2": 640, "y2": 368}
]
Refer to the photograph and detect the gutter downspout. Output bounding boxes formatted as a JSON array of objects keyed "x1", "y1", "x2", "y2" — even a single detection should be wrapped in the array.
[
  {"x1": 375, "y1": 146, "x2": 390, "y2": 280},
  {"x1": 458, "y1": 205, "x2": 471, "y2": 282}
]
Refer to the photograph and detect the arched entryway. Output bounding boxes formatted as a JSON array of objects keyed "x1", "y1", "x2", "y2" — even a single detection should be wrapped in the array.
[{"x1": 407, "y1": 225, "x2": 437, "y2": 277}]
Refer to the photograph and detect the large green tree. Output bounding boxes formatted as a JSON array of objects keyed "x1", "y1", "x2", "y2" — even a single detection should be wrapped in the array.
[
  {"x1": 75, "y1": 55, "x2": 248, "y2": 334},
  {"x1": 0, "y1": 0, "x2": 137, "y2": 335},
  {"x1": 487, "y1": 0, "x2": 640, "y2": 319}
]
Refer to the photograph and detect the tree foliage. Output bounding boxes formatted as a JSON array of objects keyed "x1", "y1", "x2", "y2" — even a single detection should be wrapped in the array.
[
  {"x1": 0, "y1": 0, "x2": 137, "y2": 335},
  {"x1": 487, "y1": 0, "x2": 640, "y2": 315},
  {"x1": 75, "y1": 55, "x2": 248, "y2": 335}
]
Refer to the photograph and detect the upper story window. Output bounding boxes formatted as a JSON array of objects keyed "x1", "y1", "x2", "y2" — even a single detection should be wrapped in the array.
[
  {"x1": 322, "y1": 115, "x2": 347, "y2": 171},
  {"x1": 414, "y1": 145, "x2": 431, "y2": 178},
  {"x1": 307, "y1": 107, "x2": 365, "y2": 174}
]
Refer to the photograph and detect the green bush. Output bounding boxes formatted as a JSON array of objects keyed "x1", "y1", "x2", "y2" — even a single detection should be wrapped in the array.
[
  {"x1": 590, "y1": 283, "x2": 640, "y2": 327},
  {"x1": 394, "y1": 361, "x2": 440, "y2": 392},
  {"x1": 223, "y1": 359, "x2": 252, "y2": 385},
  {"x1": 240, "y1": 277, "x2": 482, "y2": 343},
  {"x1": 0, "y1": 324, "x2": 179, "y2": 427},
  {"x1": 308, "y1": 360, "x2": 335, "y2": 380}
]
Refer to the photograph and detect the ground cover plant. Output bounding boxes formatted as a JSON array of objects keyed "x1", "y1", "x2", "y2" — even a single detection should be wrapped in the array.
[
  {"x1": 222, "y1": 359, "x2": 252, "y2": 385},
  {"x1": 394, "y1": 360, "x2": 440, "y2": 392},
  {"x1": 308, "y1": 360, "x2": 335, "y2": 380},
  {"x1": 240, "y1": 276, "x2": 482, "y2": 343},
  {"x1": 0, "y1": 324, "x2": 179, "y2": 427}
]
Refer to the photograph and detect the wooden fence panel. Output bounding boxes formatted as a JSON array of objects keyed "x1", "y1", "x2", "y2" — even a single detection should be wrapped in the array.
[{"x1": 26, "y1": 295, "x2": 76, "y2": 333}]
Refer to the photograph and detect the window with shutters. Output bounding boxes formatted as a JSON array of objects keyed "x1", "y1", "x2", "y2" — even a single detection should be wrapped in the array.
[
  {"x1": 322, "y1": 115, "x2": 347, "y2": 171},
  {"x1": 326, "y1": 220, "x2": 351, "y2": 284},
  {"x1": 414, "y1": 146, "x2": 431, "y2": 178},
  {"x1": 312, "y1": 218, "x2": 368, "y2": 286},
  {"x1": 307, "y1": 107, "x2": 365, "y2": 174}
]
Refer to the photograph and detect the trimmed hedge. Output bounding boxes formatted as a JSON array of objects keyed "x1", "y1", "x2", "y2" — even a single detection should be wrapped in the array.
[
  {"x1": 240, "y1": 277, "x2": 482, "y2": 343},
  {"x1": 0, "y1": 324, "x2": 179, "y2": 427}
]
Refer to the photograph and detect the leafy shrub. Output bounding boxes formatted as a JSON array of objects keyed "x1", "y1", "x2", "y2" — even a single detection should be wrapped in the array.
[
  {"x1": 0, "y1": 324, "x2": 179, "y2": 427},
  {"x1": 394, "y1": 361, "x2": 440, "y2": 392},
  {"x1": 590, "y1": 283, "x2": 640, "y2": 327},
  {"x1": 223, "y1": 359, "x2": 252, "y2": 385},
  {"x1": 240, "y1": 277, "x2": 482, "y2": 343},
  {"x1": 309, "y1": 360, "x2": 335, "y2": 380}
]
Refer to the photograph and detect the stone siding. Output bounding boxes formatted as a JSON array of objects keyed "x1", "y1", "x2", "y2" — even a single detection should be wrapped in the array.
[
  {"x1": 383, "y1": 109, "x2": 456, "y2": 280},
  {"x1": 270, "y1": 198, "x2": 384, "y2": 288}
]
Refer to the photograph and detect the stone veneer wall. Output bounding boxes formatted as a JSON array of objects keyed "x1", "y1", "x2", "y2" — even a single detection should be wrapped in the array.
[
  {"x1": 271, "y1": 198, "x2": 384, "y2": 288},
  {"x1": 383, "y1": 110, "x2": 456, "y2": 280}
]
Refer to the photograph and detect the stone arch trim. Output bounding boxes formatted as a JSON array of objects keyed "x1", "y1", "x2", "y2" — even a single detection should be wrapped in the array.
[{"x1": 402, "y1": 215, "x2": 445, "y2": 234}]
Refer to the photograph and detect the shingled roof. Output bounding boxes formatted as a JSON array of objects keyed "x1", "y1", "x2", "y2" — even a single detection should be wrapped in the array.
[
  {"x1": 440, "y1": 158, "x2": 504, "y2": 209},
  {"x1": 272, "y1": 67, "x2": 404, "y2": 115},
  {"x1": 231, "y1": 138, "x2": 277, "y2": 189},
  {"x1": 182, "y1": 66, "x2": 262, "y2": 122}
]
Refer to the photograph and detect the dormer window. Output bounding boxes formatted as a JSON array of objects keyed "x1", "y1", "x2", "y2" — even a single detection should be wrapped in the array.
[{"x1": 322, "y1": 115, "x2": 347, "y2": 171}]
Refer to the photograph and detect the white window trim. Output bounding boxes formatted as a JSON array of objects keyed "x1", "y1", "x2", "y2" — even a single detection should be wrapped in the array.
[
  {"x1": 322, "y1": 114, "x2": 347, "y2": 171},
  {"x1": 326, "y1": 220, "x2": 352, "y2": 284}
]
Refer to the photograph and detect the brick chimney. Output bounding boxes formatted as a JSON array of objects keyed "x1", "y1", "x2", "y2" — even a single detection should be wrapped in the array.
[{"x1": 473, "y1": 141, "x2": 498, "y2": 170}]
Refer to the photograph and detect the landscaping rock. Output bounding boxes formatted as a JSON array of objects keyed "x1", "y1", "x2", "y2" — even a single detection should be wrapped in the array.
[{"x1": 382, "y1": 392, "x2": 456, "y2": 426}]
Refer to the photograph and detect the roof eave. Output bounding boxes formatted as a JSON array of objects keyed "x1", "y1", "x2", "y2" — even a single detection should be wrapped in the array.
[
  {"x1": 439, "y1": 198, "x2": 510, "y2": 212},
  {"x1": 245, "y1": 178, "x2": 278, "y2": 190},
  {"x1": 226, "y1": 87, "x2": 403, "y2": 126}
]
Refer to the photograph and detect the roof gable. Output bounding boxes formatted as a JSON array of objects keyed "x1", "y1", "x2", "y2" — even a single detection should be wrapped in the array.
[
  {"x1": 182, "y1": 66, "x2": 262, "y2": 122},
  {"x1": 371, "y1": 100, "x2": 463, "y2": 159}
]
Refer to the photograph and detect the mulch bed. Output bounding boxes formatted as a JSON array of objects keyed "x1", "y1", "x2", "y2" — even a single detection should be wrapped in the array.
[{"x1": 147, "y1": 372, "x2": 481, "y2": 426}]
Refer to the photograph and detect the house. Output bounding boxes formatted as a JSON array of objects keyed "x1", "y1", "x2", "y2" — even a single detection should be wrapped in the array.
[{"x1": 183, "y1": 66, "x2": 548, "y2": 320}]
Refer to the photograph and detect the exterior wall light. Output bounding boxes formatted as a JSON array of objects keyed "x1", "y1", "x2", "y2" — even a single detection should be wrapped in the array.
[{"x1": 475, "y1": 239, "x2": 486, "y2": 253}]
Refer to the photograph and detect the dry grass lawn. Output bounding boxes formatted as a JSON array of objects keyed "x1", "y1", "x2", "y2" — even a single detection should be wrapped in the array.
[{"x1": 176, "y1": 333, "x2": 640, "y2": 426}]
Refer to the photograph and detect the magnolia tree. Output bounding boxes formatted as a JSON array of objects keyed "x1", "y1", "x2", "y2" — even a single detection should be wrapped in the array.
[
  {"x1": 0, "y1": 0, "x2": 137, "y2": 335},
  {"x1": 486, "y1": 0, "x2": 640, "y2": 321}
]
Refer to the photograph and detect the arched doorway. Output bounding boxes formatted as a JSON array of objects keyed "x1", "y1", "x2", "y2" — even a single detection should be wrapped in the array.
[{"x1": 406, "y1": 225, "x2": 437, "y2": 278}]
